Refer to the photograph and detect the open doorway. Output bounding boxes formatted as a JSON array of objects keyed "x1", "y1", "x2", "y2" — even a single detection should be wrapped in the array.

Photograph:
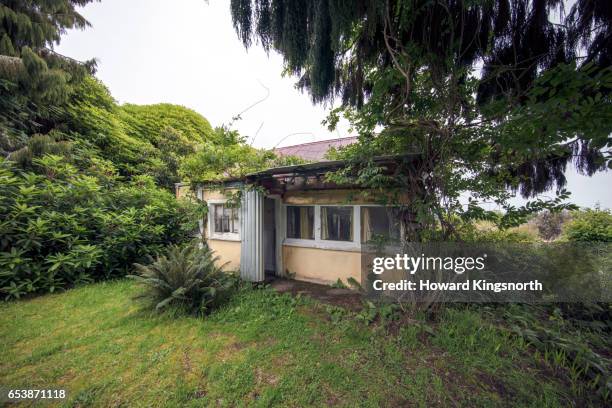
[{"x1": 263, "y1": 197, "x2": 276, "y2": 278}]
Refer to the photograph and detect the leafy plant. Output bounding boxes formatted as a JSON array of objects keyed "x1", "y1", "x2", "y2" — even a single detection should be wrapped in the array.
[
  {"x1": 330, "y1": 279, "x2": 347, "y2": 289},
  {"x1": 129, "y1": 242, "x2": 238, "y2": 315},
  {"x1": 0, "y1": 157, "x2": 203, "y2": 299},
  {"x1": 562, "y1": 208, "x2": 612, "y2": 243}
]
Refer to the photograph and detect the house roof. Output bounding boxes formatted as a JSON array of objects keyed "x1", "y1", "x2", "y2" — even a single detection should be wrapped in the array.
[
  {"x1": 273, "y1": 136, "x2": 358, "y2": 161},
  {"x1": 246, "y1": 154, "x2": 420, "y2": 194},
  {"x1": 246, "y1": 154, "x2": 419, "y2": 180}
]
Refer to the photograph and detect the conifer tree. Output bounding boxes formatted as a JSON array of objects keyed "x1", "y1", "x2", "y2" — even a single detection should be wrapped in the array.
[{"x1": 0, "y1": 0, "x2": 96, "y2": 153}]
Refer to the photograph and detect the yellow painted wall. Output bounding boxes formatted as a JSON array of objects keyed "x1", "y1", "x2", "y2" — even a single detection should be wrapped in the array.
[
  {"x1": 282, "y1": 245, "x2": 362, "y2": 285},
  {"x1": 200, "y1": 188, "x2": 241, "y2": 270},
  {"x1": 197, "y1": 187, "x2": 403, "y2": 284},
  {"x1": 208, "y1": 239, "x2": 241, "y2": 271},
  {"x1": 202, "y1": 188, "x2": 238, "y2": 202},
  {"x1": 175, "y1": 184, "x2": 195, "y2": 200},
  {"x1": 200, "y1": 188, "x2": 239, "y2": 240}
]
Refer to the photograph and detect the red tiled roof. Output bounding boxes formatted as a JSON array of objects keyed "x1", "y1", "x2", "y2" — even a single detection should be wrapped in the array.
[{"x1": 273, "y1": 136, "x2": 358, "y2": 161}]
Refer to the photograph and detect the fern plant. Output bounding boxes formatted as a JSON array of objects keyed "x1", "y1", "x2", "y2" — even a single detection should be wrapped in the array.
[{"x1": 129, "y1": 241, "x2": 237, "y2": 315}]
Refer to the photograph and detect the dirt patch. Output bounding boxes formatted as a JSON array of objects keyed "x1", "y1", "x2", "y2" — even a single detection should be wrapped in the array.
[
  {"x1": 255, "y1": 367, "x2": 279, "y2": 386},
  {"x1": 270, "y1": 278, "x2": 364, "y2": 311},
  {"x1": 215, "y1": 336, "x2": 250, "y2": 362},
  {"x1": 182, "y1": 349, "x2": 192, "y2": 373}
]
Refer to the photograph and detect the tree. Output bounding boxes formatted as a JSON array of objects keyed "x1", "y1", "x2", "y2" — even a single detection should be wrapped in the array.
[
  {"x1": 0, "y1": 0, "x2": 96, "y2": 153},
  {"x1": 179, "y1": 125, "x2": 307, "y2": 184},
  {"x1": 230, "y1": 0, "x2": 611, "y2": 239},
  {"x1": 533, "y1": 210, "x2": 570, "y2": 241}
]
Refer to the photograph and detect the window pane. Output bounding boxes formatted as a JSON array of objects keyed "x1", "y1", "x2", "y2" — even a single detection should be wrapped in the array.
[
  {"x1": 361, "y1": 207, "x2": 401, "y2": 243},
  {"x1": 231, "y1": 207, "x2": 239, "y2": 233},
  {"x1": 213, "y1": 204, "x2": 239, "y2": 234},
  {"x1": 223, "y1": 206, "x2": 232, "y2": 232},
  {"x1": 286, "y1": 206, "x2": 314, "y2": 239},
  {"x1": 213, "y1": 204, "x2": 223, "y2": 233},
  {"x1": 321, "y1": 206, "x2": 353, "y2": 241}
]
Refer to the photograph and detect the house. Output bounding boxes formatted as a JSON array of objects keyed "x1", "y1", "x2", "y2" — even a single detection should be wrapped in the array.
[{"x1": 179, "y1": 138, "x2": 413, "y2": 285}]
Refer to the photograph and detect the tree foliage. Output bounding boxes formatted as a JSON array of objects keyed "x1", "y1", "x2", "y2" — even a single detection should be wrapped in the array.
[
  {"x1": 58, "y1": 77, "x2": 219, "y2": 188},
  {"x1": 0, "y1": 156, "x2": 205, "y2": 300},
  {"x1": 563, "y1": 207, "x2": 612, "y2": 242},
  {"x1": 231, "y1": 0, "x2": 611, "y2": 239},
  {"x1": 0, "y1": 0, "x2": 97, "y2": 151},
  {"x1": 0, "y1": 1, "x2": 247, "y2": 300},
  {"x1": 179, "y1": 125, "x2": 308, "y2": 184}
]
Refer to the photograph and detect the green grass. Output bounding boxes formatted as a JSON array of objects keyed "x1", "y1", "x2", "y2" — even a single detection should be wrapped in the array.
[{"x1": 0, "y1": 280, "x2": 581, "y2": 407}]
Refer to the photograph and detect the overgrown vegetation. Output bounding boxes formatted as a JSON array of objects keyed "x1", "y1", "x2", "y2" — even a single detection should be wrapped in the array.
[
  {"x1": 562, "y1": 207, "x2": 612, "y2": 243},
  {"x1": 0, "y1": 156, "x2": 204, "y2": 300},
  {"x1": 1, "y1": 279, "x2": 604, "y2": 407},
  {"x1": 129, "y1": 242, "x2": 238, "y2": 316},
  {"x1": 231, "y1": 0, "x2": 611, "y2": 239},
  {"x1": 0, "y1": 1, "x2": 302, "y2": 300}
]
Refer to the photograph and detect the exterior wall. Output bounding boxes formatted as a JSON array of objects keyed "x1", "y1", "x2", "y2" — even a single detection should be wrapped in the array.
[
  {"x1": 200, "y1": 187, "x2": 241, "y2": 271},
  {"x1": 202, "y1": 188, "x2": 237, "y2": 202},
  {"x1": 175, "y1": 183, "x2": 195, "y2": 200},
  {"x1": 282, "y1": 245, "x2": 362, "y2": 285},
  {"x1": 197, "y1": 186, "x2": 406, "y2": 285},
  {"x1": 208, "y1": 239, "x2": 241, "y2": 271},
  {"x1": 280, "y1": 188, "x2": 408, "y2": 285}
]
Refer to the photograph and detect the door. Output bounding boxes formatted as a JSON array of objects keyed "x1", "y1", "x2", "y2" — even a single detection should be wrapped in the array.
[{"x1": 263, "y1": 198, "x2": 276, "y2": 275}]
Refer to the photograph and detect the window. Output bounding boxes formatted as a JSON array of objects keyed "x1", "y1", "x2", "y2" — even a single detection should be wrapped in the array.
[
  {"x1": 212, "y1": 204, "x2": 239, "y2": 234},
  {"x1": 361, "y1": 206, "x2": 401, "y2": 243},
  {"x1": 286, "y1": 206, "x2": 314, "y2": 239},
  {"x1": 321, "y1": 206, "x2": 353, "y2": 241}
]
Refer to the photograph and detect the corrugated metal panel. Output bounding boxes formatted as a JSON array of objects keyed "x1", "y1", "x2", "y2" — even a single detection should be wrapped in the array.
[{"x1": 240, "y1": 190, "x2": 264, "y2": 282}]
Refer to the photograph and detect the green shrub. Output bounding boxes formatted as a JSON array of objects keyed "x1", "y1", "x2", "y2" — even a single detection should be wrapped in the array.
[
  {"x1": 129, "y1": 242, "x2": 237, "y2": 315},
  {"x1": 0, "y1": 156, "x2": 204, "y2": 299},
  {"x1": 458, "y1": 222, "x2": 540, "y2": 243},
  {"x1": 562, "y1": 208, "x2": 612, "y2": 242}
]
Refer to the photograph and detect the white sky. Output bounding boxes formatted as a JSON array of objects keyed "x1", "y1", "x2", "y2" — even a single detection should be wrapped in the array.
[{"x1": 56, "y1": 0, "x2": 610, "y2": 209}]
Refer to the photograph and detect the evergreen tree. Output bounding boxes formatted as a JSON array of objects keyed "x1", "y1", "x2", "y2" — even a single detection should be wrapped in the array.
[
  {"x1": 230, "y1": 0, "x2": 611, "y2": 238},
  {"x1": 0, "y1": 0, "x2": 96, "y2": 153}
]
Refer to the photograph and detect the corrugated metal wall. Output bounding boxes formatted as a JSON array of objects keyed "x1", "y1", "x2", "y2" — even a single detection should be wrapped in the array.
[{"x1": 239, "y1": 189, "x2": 265, "y2": 281}]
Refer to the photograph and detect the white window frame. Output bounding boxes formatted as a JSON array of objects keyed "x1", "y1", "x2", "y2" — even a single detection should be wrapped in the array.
[
  {"x1": 282, "y1": 203, "x2": 405, "y2": 251},
  {"x1": 282, "y1": 204, "x2": 361, "y2": 251},
  {"x1": 359, "y1": 204, "x2": 404, "y2": 244},
  {"x1": 207, "y1": 199, "x2": 241, "y2": 241}
]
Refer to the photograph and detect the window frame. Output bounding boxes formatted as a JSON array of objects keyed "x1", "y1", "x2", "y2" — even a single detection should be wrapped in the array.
[
  {"x1": 320, "y1": 205, "x2": 354, "y2": 242},
  {"x1": 360, "y1": 205, "x2": 402, "y2": 244},
  {"x1": 207, "y1": 199, "x2": 241, "y2": 241},
  {"x1": 282, "y1": 204, "x2": 361, "y2": 251},
  {"x1": 282, "y1": 204, "x2": 404, "y2": 251},
  {"x1": 286, "y1": 205, "x2": 315, "y2": 240}
]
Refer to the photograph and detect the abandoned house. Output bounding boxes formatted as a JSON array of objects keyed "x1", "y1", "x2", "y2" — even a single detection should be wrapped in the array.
[{"x1": 176, "y1": 138, "x2": 412, "y2": 285}]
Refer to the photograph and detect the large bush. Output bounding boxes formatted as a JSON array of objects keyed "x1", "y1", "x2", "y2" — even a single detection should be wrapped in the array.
[
  {"x1": 563, "y1": 208, "x2": 612, "y2": 243},
  {"x1": 0, "y1": 156, "x2": 204, "y2": 299},
  {"x1": 129, "y1": 241, "x2": 237, "y2": 315},
  {"x1": 61, "y1": 77, "x2": 218, "y2": 188}
]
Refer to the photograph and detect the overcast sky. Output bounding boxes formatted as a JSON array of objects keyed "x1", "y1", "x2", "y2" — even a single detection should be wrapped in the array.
[{"x1": 56, "y1": 0, "x2": 610, "y2": 209}]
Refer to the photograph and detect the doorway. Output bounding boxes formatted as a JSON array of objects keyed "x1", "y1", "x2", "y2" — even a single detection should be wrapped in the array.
[{"x1": 263, "y1": 197, "x2": 276, "y2": 277}]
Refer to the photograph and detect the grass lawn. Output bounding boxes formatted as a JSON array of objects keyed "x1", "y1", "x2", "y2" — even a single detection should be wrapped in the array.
[{"x1": 0, "y1": 280, "x2": 583, "y2": 407}]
